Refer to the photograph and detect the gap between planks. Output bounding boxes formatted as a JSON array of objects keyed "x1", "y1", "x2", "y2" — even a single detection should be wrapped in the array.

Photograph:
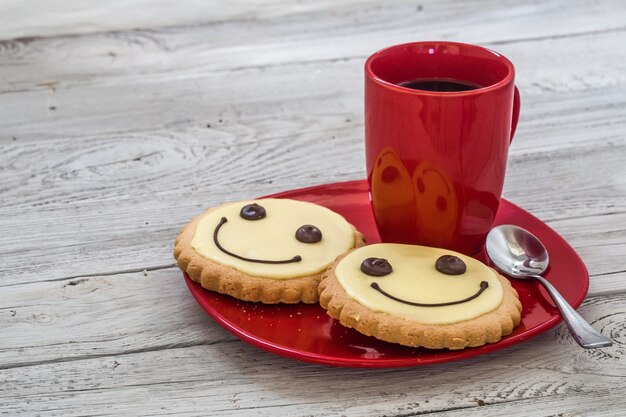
[
  {"x1": 0, "y1": 264, "x2": 177, "y2": 288},
  {"x1": 0, "y1": 339, "x2": 238, "y2": 371}
]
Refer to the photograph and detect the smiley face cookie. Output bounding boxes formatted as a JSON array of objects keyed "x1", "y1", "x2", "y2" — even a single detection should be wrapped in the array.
[
  {"x1": 174, "y1": 198, "x2": 365, "y2": 304},
  {"x1": 319, "y1": 243, "x2": 521, "y2": 349}
]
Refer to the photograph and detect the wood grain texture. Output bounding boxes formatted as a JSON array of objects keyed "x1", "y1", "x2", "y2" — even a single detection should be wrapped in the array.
[
  {"x1": 3, "y1": 266, "x2": 621, "y2": 369},
  {"x1": 1, "y1": 0, "x2": 625, "y2": 415},
  {"x1": 1, "y1": 31, "x2": 625, "y2": 288},
  {"x1": 2, "y1": 0, "x2": 626, "y2": 92},
  {"x1": 1, "y1": 292, "x2": 624, "y2": 416},
  {"x1": 0, "y1": 0, "x2": 411, "y2": 40},
  {"x1": 1, "y1": 88, "x2": 624, "y2": 289},
  {"x1": 0, "y1": 21, "x2": 626, "y2": 140}
]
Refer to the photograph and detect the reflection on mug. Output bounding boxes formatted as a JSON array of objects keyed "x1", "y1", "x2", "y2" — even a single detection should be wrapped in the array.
[
  {"x1": 412, "y1": 162, "x2": 459, "y2": 247},
  {"x1": 370, "y1": 148, "x2": 415, "y2": 242},
  {"x1": 462, "y1": 190, "x2": 499, "y2": 247}
]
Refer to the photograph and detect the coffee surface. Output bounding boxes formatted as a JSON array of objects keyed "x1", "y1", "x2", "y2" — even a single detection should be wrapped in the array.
[{"x1": 398, "y1": 78, "x2": 481, "y2": 92}]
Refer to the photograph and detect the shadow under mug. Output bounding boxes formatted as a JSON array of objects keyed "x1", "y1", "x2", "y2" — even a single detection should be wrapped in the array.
[{"x1": 365, "y1": 41, "x2": 520, "y2": 255}]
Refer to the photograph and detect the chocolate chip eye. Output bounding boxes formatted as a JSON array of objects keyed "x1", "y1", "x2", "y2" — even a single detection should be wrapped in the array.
[
  {"x1": 435, "y1": 255, "x2": 466, "y2": 275},
  {"x1": 295, "y1": 224, "x2": 322, "y2": 243},
  {"x1": 240, "y1": 203, "x2": 266, "y2": 220},
  {"x1": 361, "y1": 257, "x2": 393, "y2": 276}
]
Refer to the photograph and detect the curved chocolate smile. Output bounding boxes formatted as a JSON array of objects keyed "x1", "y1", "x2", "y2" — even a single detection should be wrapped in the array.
[
  {"x1": 370, "y1": 281, "x2": 489, "y2": 307},
  {"x1": 213, "y1": 217, "x2": 302, "y2": 264}
]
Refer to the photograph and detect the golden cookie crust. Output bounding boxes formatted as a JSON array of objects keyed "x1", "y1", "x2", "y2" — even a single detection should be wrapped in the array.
[
  {"x1": 319, "y1": 253, "x2": 522, "y2": 349},
  {"x1": 174, "y1": 205, "x2": 366, "y2": 304}
]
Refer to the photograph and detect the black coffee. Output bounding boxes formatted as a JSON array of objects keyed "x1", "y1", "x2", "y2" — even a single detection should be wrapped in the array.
[{"x1": 398, "y1": 78, "x2": 481, "y2": 92}]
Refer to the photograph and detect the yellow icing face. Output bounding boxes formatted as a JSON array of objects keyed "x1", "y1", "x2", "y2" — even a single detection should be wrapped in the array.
[
  {"x1": 191, "y1": 199, "x2": 355, "y2": 279},
  {"x1": 335, "y1": 243, "x2": 503, "y2": 324}
]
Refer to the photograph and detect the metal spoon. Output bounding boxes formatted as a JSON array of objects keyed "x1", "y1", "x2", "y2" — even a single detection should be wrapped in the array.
[{"x1": 486, "y1": 224, "x2": 612, "y2": 349}]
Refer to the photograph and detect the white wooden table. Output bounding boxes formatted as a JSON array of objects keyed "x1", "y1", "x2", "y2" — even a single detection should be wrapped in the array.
[{"x1": 2, "y1": 1, "x2": 625, "y2": 415}]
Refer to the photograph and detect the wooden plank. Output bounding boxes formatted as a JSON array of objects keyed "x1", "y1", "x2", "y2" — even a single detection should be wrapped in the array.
[
  {"x1": 0, "y1": 269, "x2": 228, "y2": 369},
  {"x1": 2, "y1": 0, "x2": 625, "y2": 46},
  {"x1": 416, "y1": 391, "x2": 626, "y2": 417},
  {"x1": 0, "y1": 90, "x2": 624, "y2": 212},
  {"x1": 1, "y1": 292, "x2": 624, "y2": 415},
  {"x1": 0, "y1": 0, "x2": 414, "y2": 40},
  {"x1": 3, "y1": 0, "x2": 626, "y2": 89}
]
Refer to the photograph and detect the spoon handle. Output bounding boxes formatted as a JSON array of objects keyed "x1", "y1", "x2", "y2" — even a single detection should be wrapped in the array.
[{"x1": 531, "y1": 275, "x2": 613, "y2": 349}]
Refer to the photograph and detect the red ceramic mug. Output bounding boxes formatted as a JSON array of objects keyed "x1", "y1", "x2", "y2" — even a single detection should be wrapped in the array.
[{"x1": 365, "y1": 41, "x2": 520, "y2": 255}]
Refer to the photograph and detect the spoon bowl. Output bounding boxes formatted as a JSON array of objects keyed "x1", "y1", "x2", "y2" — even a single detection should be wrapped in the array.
[
  {"x1": 486, "y1": 224, "x2": 612, "y2": 349},
  {"x1": 486, "y1": 225, "x2": 549, "y2": 277}
]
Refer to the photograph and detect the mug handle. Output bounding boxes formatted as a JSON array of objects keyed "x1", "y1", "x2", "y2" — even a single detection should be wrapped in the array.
[{"x1": 510, "y1": 86, "x2": 521, "y2": 143}]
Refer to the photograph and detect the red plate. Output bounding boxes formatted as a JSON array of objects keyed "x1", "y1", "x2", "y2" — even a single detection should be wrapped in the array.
[{"x1": 184, "y1": 180, "x2": 588, "y2": 367}]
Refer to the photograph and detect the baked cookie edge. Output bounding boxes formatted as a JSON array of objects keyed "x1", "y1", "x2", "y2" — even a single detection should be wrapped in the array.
[
  {"x1": 174, "y1": 204, "x2": 366, "y2": 304},
  {"x1": 319, "y1": 253, "x2": 522, "y2": 349}
]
